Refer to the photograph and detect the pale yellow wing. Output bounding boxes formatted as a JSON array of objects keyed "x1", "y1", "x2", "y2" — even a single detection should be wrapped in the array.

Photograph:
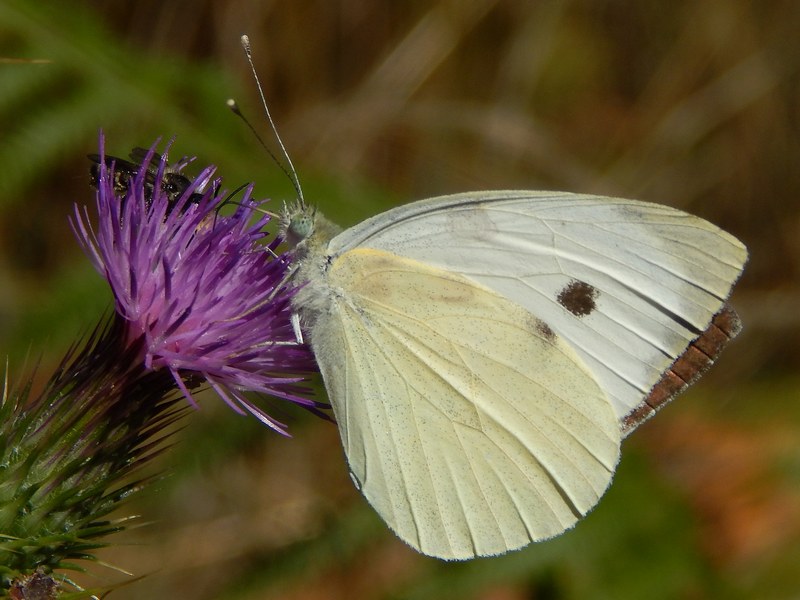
[{"x1": 309, "y1": 247, "x2": 621, "y2": 560}]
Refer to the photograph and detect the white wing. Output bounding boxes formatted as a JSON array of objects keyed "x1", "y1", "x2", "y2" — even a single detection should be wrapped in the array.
[
  {"x1": 309, "y1": 247, "x2": 620, "y2": 559},
  {"x1": 328, "y1": 191, "x2": 747, "y2": 432}
]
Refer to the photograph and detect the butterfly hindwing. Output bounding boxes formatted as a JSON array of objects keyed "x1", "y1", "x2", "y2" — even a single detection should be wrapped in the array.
[{"x1": 309, "y1": 247, "x2": 620, "y2": 559}]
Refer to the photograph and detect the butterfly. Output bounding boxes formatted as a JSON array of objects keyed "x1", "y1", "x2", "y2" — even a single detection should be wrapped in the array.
[{"x1": 279, "y1": 190, "x2": 747, "y2": 560}]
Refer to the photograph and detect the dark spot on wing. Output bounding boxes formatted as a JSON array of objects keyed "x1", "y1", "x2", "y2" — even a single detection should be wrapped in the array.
[
  {"x1": 534, "y1": 318, "x2": 556, "y2": 342},
  {"x1": 557, "y1": 280, "x2": 598, "y2": 317}
]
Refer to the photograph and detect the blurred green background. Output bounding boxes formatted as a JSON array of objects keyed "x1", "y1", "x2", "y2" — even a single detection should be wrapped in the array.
[{"x1": 1, "y1": 1, "x2": 798, "y2": 598}]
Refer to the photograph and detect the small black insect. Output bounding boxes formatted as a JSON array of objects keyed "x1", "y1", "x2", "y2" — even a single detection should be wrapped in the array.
[{"x1": 88, "y1": 147, "x2": 204, "y2": 210}]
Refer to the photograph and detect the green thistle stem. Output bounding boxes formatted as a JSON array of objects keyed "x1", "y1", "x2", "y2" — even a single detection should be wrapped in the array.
[{"x1": 0, "y1": 316, "x2": 189, "y2": 596}]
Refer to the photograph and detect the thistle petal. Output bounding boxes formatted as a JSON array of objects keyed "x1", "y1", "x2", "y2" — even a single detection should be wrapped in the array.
[{"x1": 72, "y1": 135, "x2": 323, "y2": 434}]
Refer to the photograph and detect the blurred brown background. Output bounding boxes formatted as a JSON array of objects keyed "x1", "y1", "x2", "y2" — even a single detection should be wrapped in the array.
[{"x1": 1, "y1": 1, "x2": 798, "y2": 598}]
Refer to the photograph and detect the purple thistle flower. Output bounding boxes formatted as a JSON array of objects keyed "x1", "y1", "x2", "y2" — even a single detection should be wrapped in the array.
[{"x1": 72, "y1": 135, "x2": 322, "y2": 434}]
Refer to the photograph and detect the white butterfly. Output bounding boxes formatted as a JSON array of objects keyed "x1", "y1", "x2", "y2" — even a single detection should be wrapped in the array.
[{"x1": 279, "y1": 190, "x2": 747, "y2": 560}]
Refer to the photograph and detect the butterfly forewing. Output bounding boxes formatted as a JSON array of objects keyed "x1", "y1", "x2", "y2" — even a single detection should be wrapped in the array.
[
  {"x1": 308, "y1": 247, "x2": 620, "y2": 559},
  {"x1": 326, "y1": 191, "x2": 747, "y2": 430}
]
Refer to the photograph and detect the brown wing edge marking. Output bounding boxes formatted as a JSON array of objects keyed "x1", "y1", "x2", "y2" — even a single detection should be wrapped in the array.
[{"x1": 621, "y1": 304, "x2": 742, "y2": 436}]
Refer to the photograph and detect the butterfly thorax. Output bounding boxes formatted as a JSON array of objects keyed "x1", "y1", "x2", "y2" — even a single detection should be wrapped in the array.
[{"x1": 280, "y1": 202, "x2": 344, "y2": 330}]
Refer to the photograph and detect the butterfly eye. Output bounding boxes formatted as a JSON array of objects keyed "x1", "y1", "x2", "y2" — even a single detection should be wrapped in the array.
[{"x1": 287, "y1": 213, "x2": 314, "y2": 246}]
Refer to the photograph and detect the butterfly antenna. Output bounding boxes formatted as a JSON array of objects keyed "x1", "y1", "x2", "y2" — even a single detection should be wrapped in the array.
[
  {"x1": 211, "y1": 181, "x2": 252, "y2": 227},
  {"x1": 234, "y1": 34, "x2": 305, "y2": 208},
  {"x1": 226, "y1": 99, "x2": 287, "y2": 186}
]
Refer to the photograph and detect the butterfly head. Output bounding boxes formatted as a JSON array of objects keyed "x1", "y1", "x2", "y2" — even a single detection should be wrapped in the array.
[
  {"x1": 280, "y1": 201, "x2": 341, "y2": 258},
  {"x1": 280, "y1": 200, "x2": 316, "y2": 247}
]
